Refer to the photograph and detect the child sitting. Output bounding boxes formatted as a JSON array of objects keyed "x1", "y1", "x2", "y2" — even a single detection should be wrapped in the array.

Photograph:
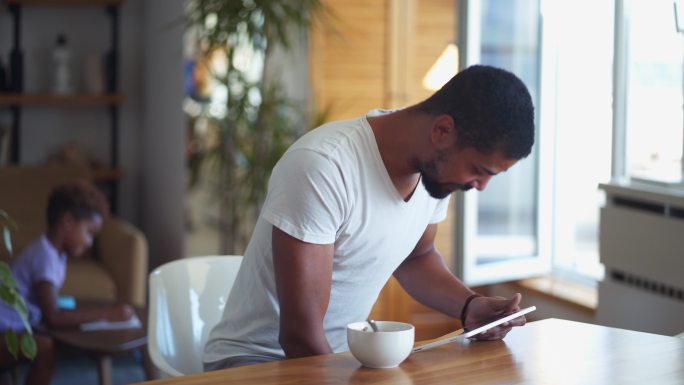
[{"x1": 0, "y1": 179, "x2": 133, "y2": 385}]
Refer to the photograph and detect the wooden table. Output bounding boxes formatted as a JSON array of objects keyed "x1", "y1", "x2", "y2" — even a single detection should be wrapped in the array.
[
  {"x1": 50, "y1": 307, "x2": 156, "y2": 385},
  {"x1": 132, "y1": 318, "x2": 684, "y2": 385}
]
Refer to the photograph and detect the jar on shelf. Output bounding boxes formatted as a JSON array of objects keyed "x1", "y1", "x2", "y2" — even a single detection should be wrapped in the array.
[{"x1": 53, "y1": 33, "x2": 73, "y2": 95}]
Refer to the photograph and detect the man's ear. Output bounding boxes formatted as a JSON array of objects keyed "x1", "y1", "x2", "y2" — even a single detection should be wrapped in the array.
[{"x1": 431, "y1": 114, "x2": 456, "y2": 144}]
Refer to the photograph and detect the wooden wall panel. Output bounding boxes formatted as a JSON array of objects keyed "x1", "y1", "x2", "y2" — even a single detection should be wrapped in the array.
[
  {"x1": 411, "y1": 0, "x2": 458, "y2": 104},
  {"x1": 310, "y1": 0, "x2": 388, "y2": 120}
]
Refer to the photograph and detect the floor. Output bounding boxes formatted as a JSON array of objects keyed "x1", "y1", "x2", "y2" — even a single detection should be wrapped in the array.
[{"x1": 14, "y1": 347, "x2": 148, "y2": 385}]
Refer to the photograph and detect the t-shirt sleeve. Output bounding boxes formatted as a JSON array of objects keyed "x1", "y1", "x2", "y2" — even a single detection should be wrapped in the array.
[
  {"x1": 31, "y1": 251, "x2": 63, "y2": 288},
  {"x1": 261, "y1": 149, "x2": 348, "y2": 244},
  {"x1": 430, "y1": 195, "x2": 451, "y2": 224}
]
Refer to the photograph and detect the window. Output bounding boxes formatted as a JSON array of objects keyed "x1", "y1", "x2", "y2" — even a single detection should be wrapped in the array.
[
  {"x1": 616, "y1": 0, "x2": 684, "y2": 183},
  {"x1": 544, "y1": 0, "x2": 613, "y2": 281},
  {"x1": 455, "y1": 0, "x2": 549, "y2": 286},
  {"x1": 456, "y1": 0, "x2": 617, "y2": 285}
]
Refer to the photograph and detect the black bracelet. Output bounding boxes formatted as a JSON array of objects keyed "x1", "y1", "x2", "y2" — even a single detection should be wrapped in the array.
[{"x1": 460, "y1": 293, "x2": 482, "y2": 325}]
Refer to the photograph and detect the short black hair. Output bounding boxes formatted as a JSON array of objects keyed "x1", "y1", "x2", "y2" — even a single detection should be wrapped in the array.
[
  {"x1": 46, "y1": 180, "x2": 109, "y2": 229},
  {"x1": 415, "y1": 65, "x2": 535, "y2": 159}
]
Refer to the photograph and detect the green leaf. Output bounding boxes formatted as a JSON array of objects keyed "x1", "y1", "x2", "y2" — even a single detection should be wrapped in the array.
[
  {"x1": 0, "y1": 262, "x2": 19, "y2": 288},
  {"x1": 20, "y1": 334, "x2": 37, "y2": 360},
  {"x1": 5, "y1": 331, "x2": 18, "y2": 360},
  {"x1": 0, "y1": 284, "x2": 17, "y2": 304},
  {"x1": 3, "y1": 227, "x2": 12, "y2": 255},
  {"x1": 0, "y1": 209, "x2": 17, "y2": 225},
  {"x1": 0, "y1": 209, "x2": 16, "y2": 257},
  {"x1": 12, "y1": 293, "x2": 28, "y2": 314},
  {"x1": 12, "y1": 296, "x2": 32, "y2": 335},
  {"x1": 0, "y1": 283, "x2": 33, "y2": 335}
]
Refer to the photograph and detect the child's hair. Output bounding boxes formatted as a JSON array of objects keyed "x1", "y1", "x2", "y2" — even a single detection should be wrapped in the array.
[{"x1": 46, "y1": 179, "x2": 110, "y2": 229}]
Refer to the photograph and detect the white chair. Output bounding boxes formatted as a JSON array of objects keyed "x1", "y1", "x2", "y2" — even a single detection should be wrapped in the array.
[{"x1": 147, "y1": 255, "x2": 243, "y2": 377}]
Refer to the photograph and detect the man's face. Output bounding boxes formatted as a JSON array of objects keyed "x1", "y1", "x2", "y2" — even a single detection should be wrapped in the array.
[{"x1": 416, "y1": 146, "x2": 518, "y2": 199}]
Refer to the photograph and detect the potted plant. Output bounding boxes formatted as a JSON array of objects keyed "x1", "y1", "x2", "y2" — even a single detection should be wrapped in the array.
[
  {"x1": 0, "y1": 209, "x2": 36, "y2": 360},
  {"x1": 184, "y1": 0, "x2": 326, "y2": 254}
]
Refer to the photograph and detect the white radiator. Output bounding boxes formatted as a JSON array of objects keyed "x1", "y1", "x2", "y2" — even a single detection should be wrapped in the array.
[{"x1": 597, "y1": 182, "x2": 684, "y2": 336}]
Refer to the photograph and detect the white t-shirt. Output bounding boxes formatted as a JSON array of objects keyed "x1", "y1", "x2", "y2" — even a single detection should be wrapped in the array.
[{"x1": 203, "y1": 110, "x2": 450, "y2": 363}]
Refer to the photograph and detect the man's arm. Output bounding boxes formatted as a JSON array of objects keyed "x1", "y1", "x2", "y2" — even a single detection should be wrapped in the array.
[
  {"x1": 272, "y1": 226, "x2": 334, "y2": 358},
  {"x1": 393, "y1": 224, "x2": 525, "y2": 340},
  {"x1": 393, "y1": 223, "x2": 475, "y2": 318}
]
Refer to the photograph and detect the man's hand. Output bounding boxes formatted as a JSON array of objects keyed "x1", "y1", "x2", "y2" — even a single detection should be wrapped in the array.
[{"x1": 463, "y1": 293, "x2": 526, "y2": 341}]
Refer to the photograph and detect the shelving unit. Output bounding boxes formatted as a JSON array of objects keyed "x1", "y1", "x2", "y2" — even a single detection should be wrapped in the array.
[
  {"x1": 0, "y1": 93, "x2": 124, "y2": 106},
  {"x1": 6, "y1": 0, "x2": 122, "y2": 4},
  {"x1": 1, "y1": 0, "x2": 124, "y2": 211}
]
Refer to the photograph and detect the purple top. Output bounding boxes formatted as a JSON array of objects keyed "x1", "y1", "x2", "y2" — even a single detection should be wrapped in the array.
[{"x1": 0, "y1": 235, "x2": 67, "y2": 331}]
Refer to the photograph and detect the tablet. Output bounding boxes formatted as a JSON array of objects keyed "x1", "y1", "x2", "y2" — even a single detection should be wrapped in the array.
[{"x1": 412, "y1": 305, "x2": 536, "y2": 353}]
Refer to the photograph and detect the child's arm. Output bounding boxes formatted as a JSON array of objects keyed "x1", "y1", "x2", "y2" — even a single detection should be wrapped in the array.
[{"x1": 35, "y1": 281, "x2": 134, "y2": 329}]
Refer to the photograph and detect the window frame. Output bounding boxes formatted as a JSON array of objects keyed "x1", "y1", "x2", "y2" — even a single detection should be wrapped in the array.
[{"x1": 454, "y1": 0, "x2": 551, "y2": 287}]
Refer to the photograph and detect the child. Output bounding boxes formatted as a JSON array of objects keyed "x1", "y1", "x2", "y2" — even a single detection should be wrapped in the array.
[{"x1": 0, "y1": 180, "x2": 133, "y2": 385}]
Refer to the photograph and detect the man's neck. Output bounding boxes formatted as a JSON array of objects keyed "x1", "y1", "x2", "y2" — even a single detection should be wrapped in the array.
[{"x1": 367, "y1": 109, "x2": 427, "y2": 200}]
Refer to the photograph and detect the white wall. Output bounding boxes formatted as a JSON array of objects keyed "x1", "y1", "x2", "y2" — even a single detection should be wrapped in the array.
[{"x1": 140, "y1": 0, "x2": 185, "y2": 266}]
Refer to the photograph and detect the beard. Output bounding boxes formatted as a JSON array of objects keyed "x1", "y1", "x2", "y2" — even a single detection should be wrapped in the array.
[
  {"x1": 414, "y1": 151, "x2": 473, "y2": 199},
  {"x1": 420, "y1": 172, "x2": 472, "y2": 199}
]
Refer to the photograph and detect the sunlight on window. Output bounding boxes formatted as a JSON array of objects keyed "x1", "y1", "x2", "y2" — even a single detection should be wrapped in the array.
[
  {"x1": 547, "y1": 0, "x2": 613, "y2": 281},
  {"x1": 626, "y1": 0, "x2": 684, "y2": 183}
]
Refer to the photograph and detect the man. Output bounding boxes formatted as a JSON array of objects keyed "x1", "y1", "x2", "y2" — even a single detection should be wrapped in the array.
[{"x1": 204, "y1": 64, "x2": 535, "y2": 370}]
